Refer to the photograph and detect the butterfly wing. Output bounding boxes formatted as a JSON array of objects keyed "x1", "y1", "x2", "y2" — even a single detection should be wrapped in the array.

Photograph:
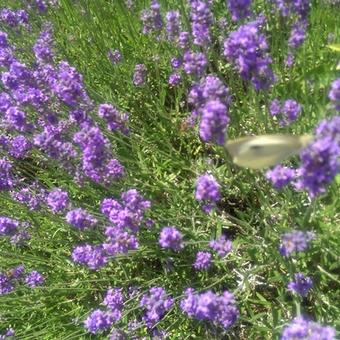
[{"x1": 225, "y1": 134, "x2": 313, "y2": 169}]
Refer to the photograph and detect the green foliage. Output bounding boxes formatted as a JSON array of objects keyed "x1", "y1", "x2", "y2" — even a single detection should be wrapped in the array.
[{"x1": 0, "y1": 0, "x2": 339, "y2": 339}]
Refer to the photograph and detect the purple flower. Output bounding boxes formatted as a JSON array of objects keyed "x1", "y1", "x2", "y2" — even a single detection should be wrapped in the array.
[
  {"x1": 72, "y1": 244, "x2": 107, "y2": 270},
  {"x1": 328, "y1": 78, "x2": 340, "y2": 110},
  {"x1": 97, "y1": 103, "x2": 129, "y2": 134},
  {"x1": 159, "y1": 226, "x2": 184, "y2": 251},
  {"x1": 284, "y1": 53, "x2": 295, "y2": 67},
  {"x1": 183, "y1": 51, "x2": 207, "y2": 77},
  {"x1": 165, "y1": 11, "x2": 181, "y2": 41},
  {"x1": 189, "y1": 75, "x2": 231, "y2": 109},
  {"x1": 5, "y1": 107, "x2": 29, "y2": 131},
  {"x1": 8, "y1": 135, "x2": 32, "y2": 159},
  {"x1": 199, "y1": 100, "x2": 230, "y2": 144},
  {"x1": 133, "y1": 64, "x2": 147, "y2": 86},
  {"x1": 0, "y1": 92, "x2": 13, "y2": 112},
  {"x1": 168, "y1": 73, "x2": 182, "y2": 86},
  {"x1": 140, "y1": 287, "x2": 173, "y2": 328},
  {"x1": 266, "y1": 165, "x2": 296, "y2": 189},
  {"x1": 227, "y1": 0, "x2": 252, "y2": 21},
  {"x1": 101, "y1": 189, "x2": 150, "y2": 233},
  {"x1": 66, "y1": 208, "x2": 97, "y2": 230},
  {"x1": 0, "y1": 158, "x2": 14, "y2": 190},
  {"x1": 104, "y1": 159, "x2": 125, "y2": 182},
  {"x1": 281, "y1": 316, "x2": 336, "y2": 340},
  {"x1": 9, "y1": 265, "x2": 25, "y2": 279},
  {"x1": 170, "y1": 56, "x2": 183, "y2": 69},
  {"x1": 46, "y1": 188, "x2": 69, "y2": 213},
  {"x1": 0, "y1": 9, "x2": 29, "y2": 27},
  {"x1": 140, "y1": 1, "x2": 163, "y2": 35},
  {"x1": 33, "y1": 24, "x2": 54, "y2": 63},
  {"x1": 193, "y1": 251, "x2": 212, "y2": 270},
  {"x1": 279, "y1": 230, "x2": 315, "y2": 257},
  {"x1": 177, "y1": 31, "x2": 190, "y2": 49},
  {"x1": 287, "y1": 273, "x2": 313, "y2": 297},
  {"x1": 195, "y1": 173, "x2": 220, "y2": 202},
  {"x1": 189, "y1": 0, "x2": 213, "y2": 46},
  {"x1": 51, "y1": 61, "x2": 90, "y2": 107},
  {"x1": 282, "y1": 99, "x2": 301, "y2": 124},
  {"x1": 209, "y1": 235, "x2": 232, "y2": 257},
  {"x1": 290, "y1": 116, "x2": 340, "y2": 198},
  {"x1": 0, "y1": 31, "x2": 8, "y2": 48},
  {"x1": 180, "y1": 288, "x2": 239, "y2": 329},
  {"x1": 10, "y1": 230, "x2": 31, "y2": 246},
  {"x1": 103, "y1": 226, "x2": 138, "y2": 255},
  {"x1": 0, "y1": 273, "x2": 14, "y2": 295},
  {"x1": 223, "y1": 20, "x2": 275, "y2": 90},
  {"x1": 25, "y1": 271, "x2": 44, "y2": 288},
  {"x1": 103, "y1": 288, "x2": 124, "y2": 321},
  {"x1": 107, "y1": 49, "x2": 122, "y2": 65},
  {"x1": 84, "y1": 309, "x2": 113, "y2": 334},
  {"x1": 0, "y1": 327, "x2": 15, "y2": 339},
  {"x1": 0, "y1": 216, "x2": 19, "y2": 236},
  {"x1": 288, "y1": 21, "x2": 307, "y2": 49},
  {"x1": 272, "y1": 0, "x2": 310, "y2": 19},
  {"x1": 269, "y1": 99, "x2": 301, "y2": 125}
]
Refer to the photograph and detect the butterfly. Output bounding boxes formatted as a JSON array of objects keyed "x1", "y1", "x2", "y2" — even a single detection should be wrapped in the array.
[{"x1": 225, "y1": 134, "x2": 313, "y2": 169}]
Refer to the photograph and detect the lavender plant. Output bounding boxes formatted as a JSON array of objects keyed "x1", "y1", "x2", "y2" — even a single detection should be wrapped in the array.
[{"x1": 0, "y1": 0, "x2": 339, "y2": 339}]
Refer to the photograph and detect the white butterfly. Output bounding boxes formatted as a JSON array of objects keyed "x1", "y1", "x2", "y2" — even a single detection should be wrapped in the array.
[{"x1": 225, "y1": 134, "x2": 313, "y2": 169}]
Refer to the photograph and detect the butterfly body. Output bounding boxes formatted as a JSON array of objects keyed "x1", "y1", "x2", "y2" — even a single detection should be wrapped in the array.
[{"x1": 225, "y1": 134, "x2": 313, "y2": 169}]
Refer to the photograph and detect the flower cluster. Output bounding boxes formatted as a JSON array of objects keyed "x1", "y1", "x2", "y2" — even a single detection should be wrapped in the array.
[
  {"x1": 0, "y1": 8, "x2": 29, "y2": 28},
  {"x1": 84, "y1": 309, "x2": 114, "y2": 334},
  {"x1": 46, "y1": 188, "x2": 69, "y2": 213},
  {"x1": 133, "y1": 64, "x2": 147, "y2": 86},
  {"x1": 265, "y1": 165, "x2": 296, "y2": 189},
  {"x1": 0, "y1": 216, "x2": 30, "y2": 246},
  {"x1": 209, "y1": 235, "x2": 233, "y2": 257},
  {"x1": 74, "y1": 125, "x2": 125, "y2": 184},
  {"x1": 195, "y1": 173, "x2": 220, "y2": 212},
  {"x1": 107, "y1": 49, "x2": 122, "y2": 65},
  {"x1": 189, "y1": 0, "x2": 213, "y2": 46},
  {"x1": 11, "y1": 182, "x2": 46, "y2": 211},
  {"x1": 65, "y1": 208, "x2": 97, "y2": 230},
  {"x1": 328, "y1": 78, "x2": 340, "y2": 110},
  {"x1": 165, "y1": 11, "x2": 181, "y2": 41},
  {"x1": 183, "y1": 51, "x2": 207, "y2": 77},
  {"x1": 287, "y1": 273, "x2": 313, "y2": 297},
  {"x1": 101, "y1": 189, "x2": 151, "y2": 233},
  {"x1": 223, "y1": 20, "x2": 275, "y2": 90},
  {"x1": 0, "y1": 27, "x2": 127, "y2": 190},
  {"x1": 97, "y1": 103, "x2": 129, "y2": 134},
  {"x1": 180, "y1": 288, "x2": 239, "y2": 329},
  {"x1": 272, "y1": 0, "x2": 310, "y2": 20},
  {"x1": 295, "y1": 115, "x2": 340, "y2": 198},
  {"x1": 0, "y1": 158, "x2": 14, "y2": 190},
  {"x1": 281, "y1": 316, "x2": 336, "y2": 339},
  {"x1": 140, "y1": 287, "x2": 174, "y2": 327},
  {"x1": 159, "y1": 226, "x2": 184, "y2": 251},
  {"x1": 72, "y1": 189, "x2": 150, "y2": 270},
  {"x1": 193, "y1": 251, "x2": 212, "y2": 270},
  {"x1": 72, "y1": 244, "x2": 107, "y2": 270},
  {"x1": 140, "y1": 0, "x2": 163, "y2": 35},
  {"x1": 188, "y1": 75, "x2": 231, "y2": 144},
  {"x1": 0, "y1": 265, "x2": 44, "y2": 295},
  {"x1": 269, "y1": 98, "x2": 302, "y2": 125},
  {"x1": 33, "y1": 23, "x2": 54, "y2": 64},
  {"x1": 103, "y1": 225, "x2": 139, "y2": 255},
  {"x1": 279, "y1": 230, "x2": 315, "y2": 257},
  {"x1": 227, "y1": 0, "x2": 252, "y2": 21}
]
